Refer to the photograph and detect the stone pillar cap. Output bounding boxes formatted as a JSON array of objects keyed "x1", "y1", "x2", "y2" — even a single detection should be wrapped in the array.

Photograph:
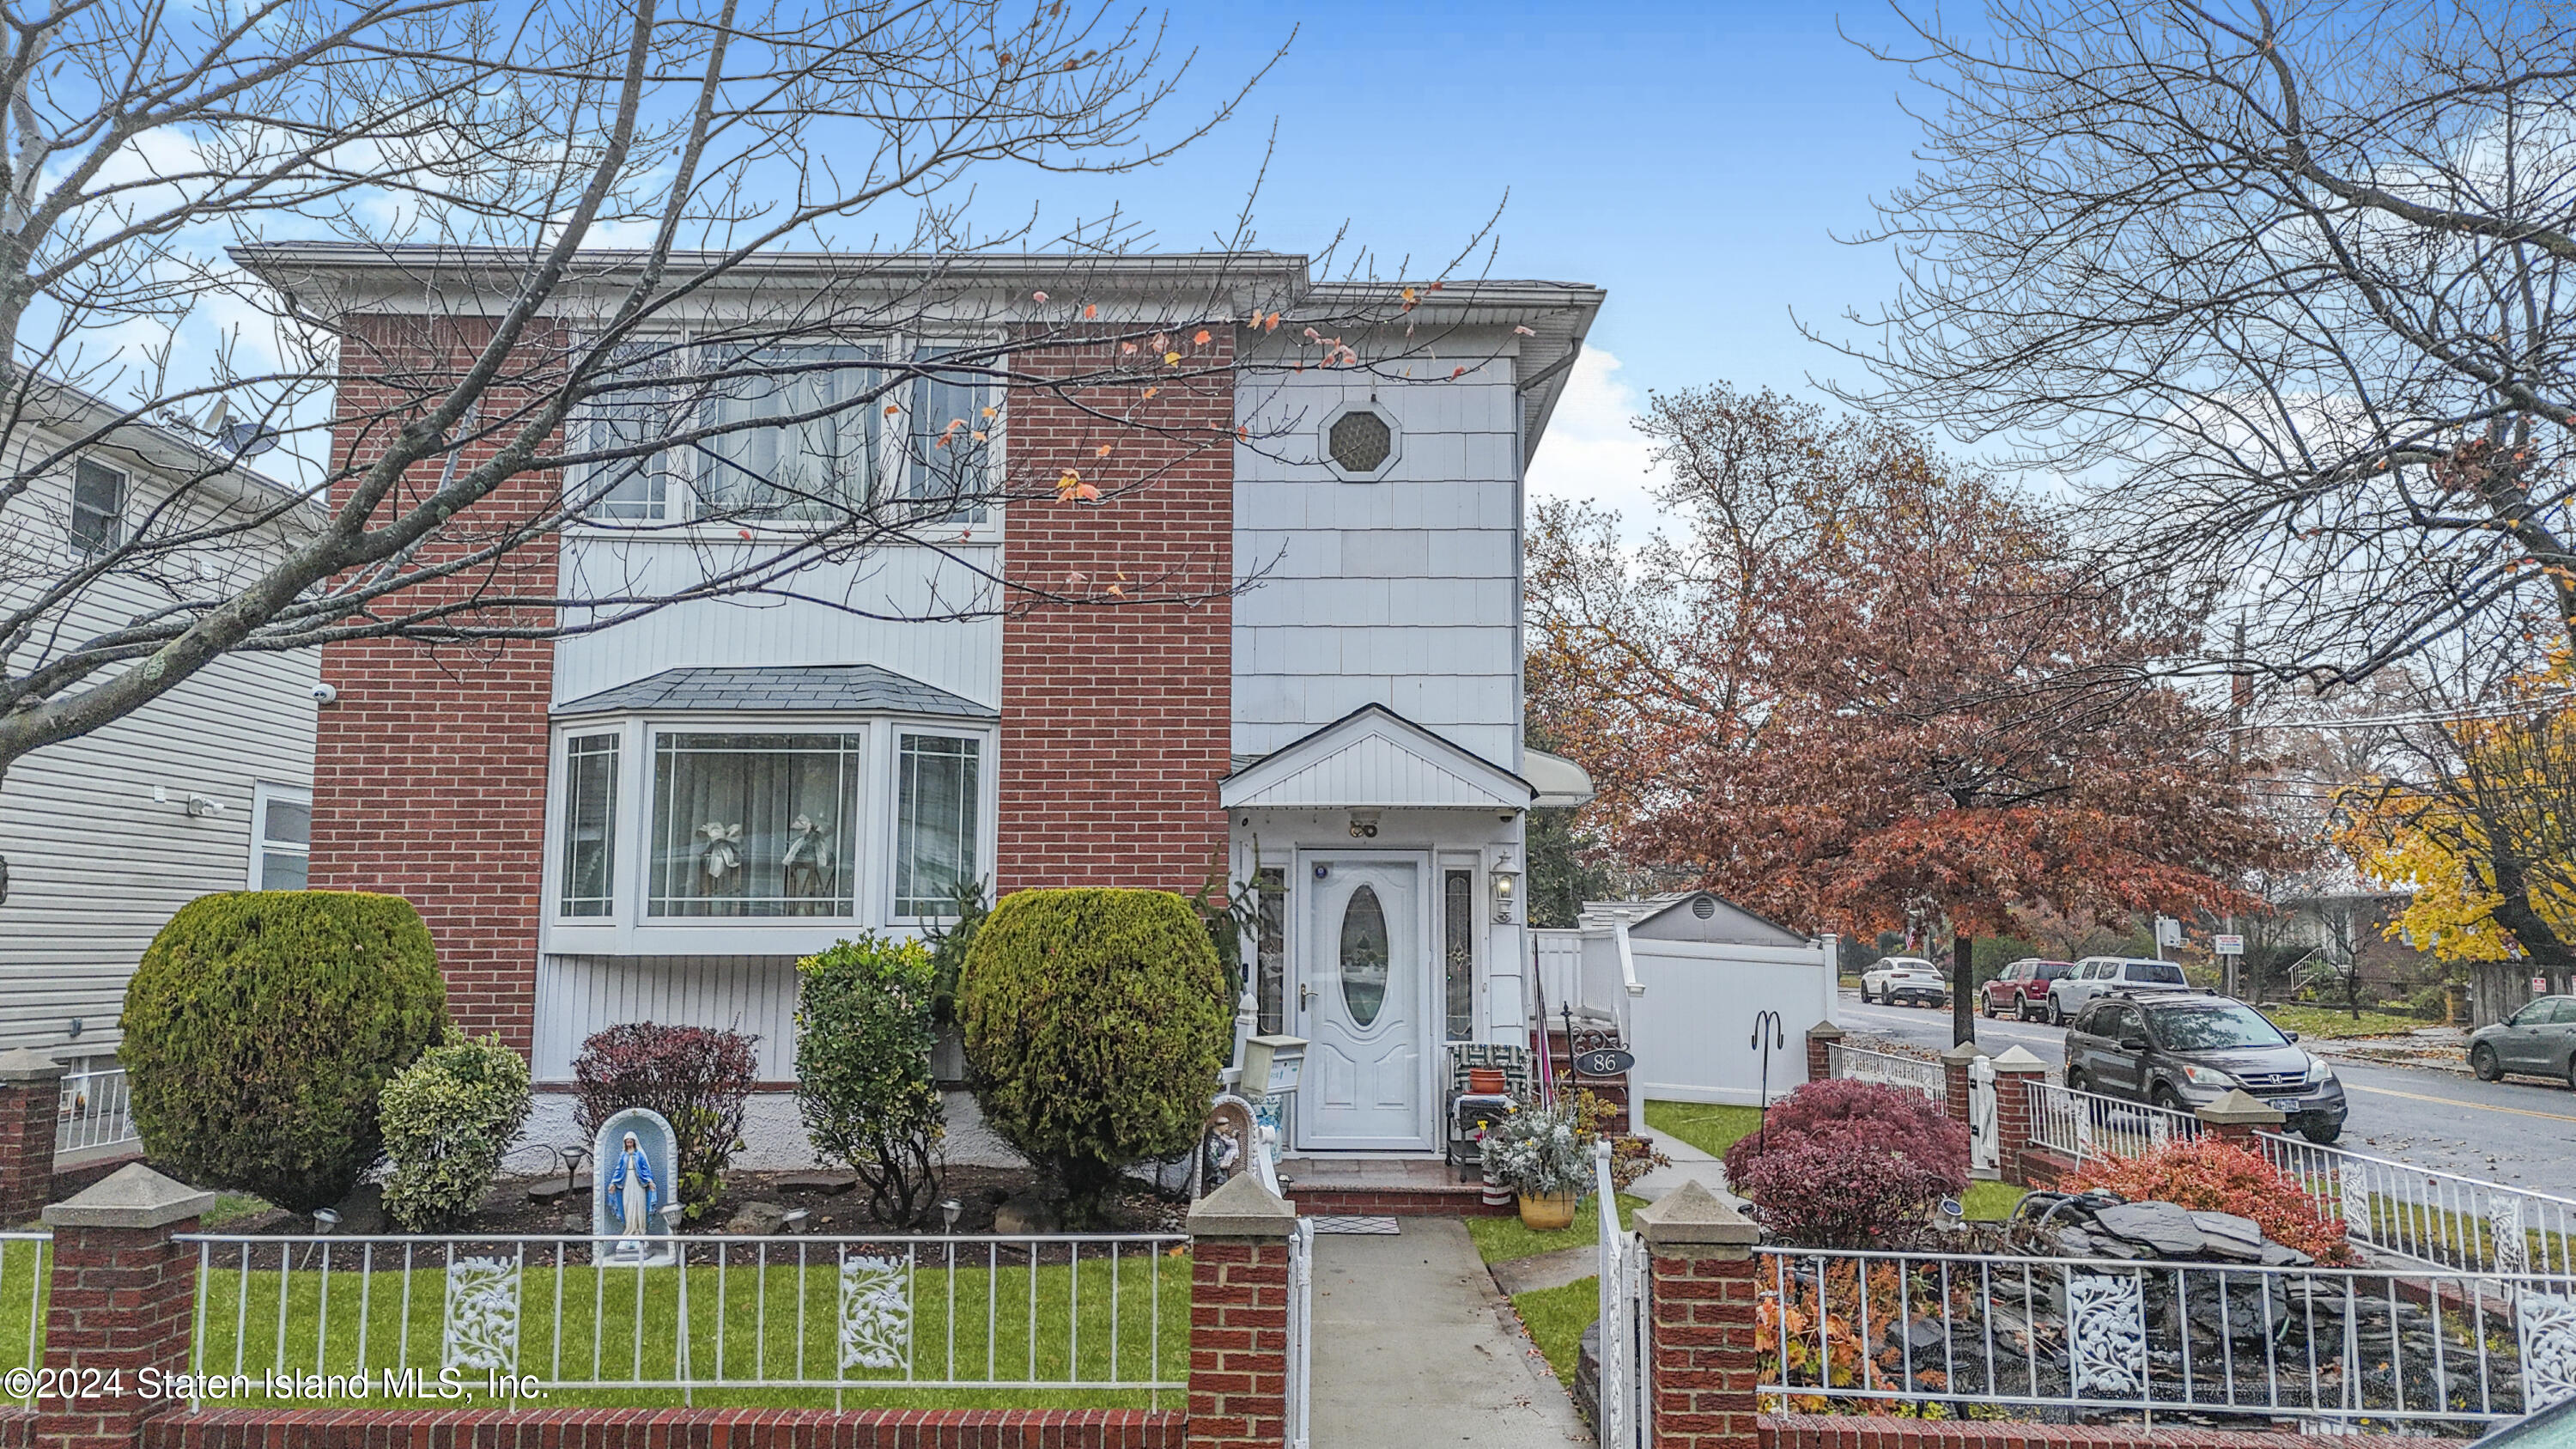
[
  {"x1": 1633, "y1": 1178, "x2": 1759, "y2": 1247},
  {"x1": 44, "y1": 1162, "x2": 214, "y2": 1230},
  {"x1": 1937, "y1": 1040, "x2": 1992, "y2": 1063},
  {"x1": 1186, "y1": 1172, "x2": 1298, "y2": 1239},
  {"x1": 1989, "y1": 1045, "x2": 2050, "y2": 1072},
  {"x1": 0, "y1": 1048, "x2": 67, "y2": 1083},
  {"x1": 1805, "y1": 1021, "x2": 1845, "y2": 1040},
  {"x1": 2196, "y1": 1088, "x2": 2286, "y2": 1128}
]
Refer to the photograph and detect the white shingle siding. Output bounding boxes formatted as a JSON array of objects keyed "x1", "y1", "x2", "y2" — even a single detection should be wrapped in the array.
[{"x1": 1231, "y1": 354, "x2": 1523, "y2": 769}]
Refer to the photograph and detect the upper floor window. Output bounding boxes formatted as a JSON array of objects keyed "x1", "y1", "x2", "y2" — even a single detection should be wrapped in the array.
[
  {"x1": 647, "y1": 732, "x2": 862, "y2": 916},
  {"x1": 697, "y1": 346, "x2": 881, "y2": 523},
  {"x1": 249, "y1": 782, "x2": 311, "y2": 890},
  {"x1": 70, "y1": 459, "x2": 126, "y2": 552},
  {"x1": 900, "y1": 356, "x2": 993, "y2": 525}
]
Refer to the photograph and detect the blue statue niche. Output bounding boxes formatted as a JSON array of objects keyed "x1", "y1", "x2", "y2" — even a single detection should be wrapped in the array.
[{"x1": 591, "y1": 1106, "x2": 679, "y2": 1264}]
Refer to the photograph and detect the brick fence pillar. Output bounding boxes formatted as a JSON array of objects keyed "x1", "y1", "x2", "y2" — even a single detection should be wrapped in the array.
[
  {"x1": 1185, "y1": 1173, "x2": 1297, "y2": 1449},
  {"x1": 1938, "y1": 1040, "x2": 1989, "y2": 1132},
  {"x1": 2196, "y1": 1087, "x2": 2286, "y2": 1148},
  {"x1": 1634, "y1": 1178, "x2": 1762, "y2": 1449},
  {"x1": 0, "y1": 1050, "x2": 64, "y2": 1222},
  {"x1": 37, "y1": 1163, "x2": 212, "y2": 1449},
  {"x1": 1802, "y1": 1022, "x2": 1843, "y2": 1087},
  {"x1": 1987, "y1": 1046, "x2": 2048, "y2": 1187}
]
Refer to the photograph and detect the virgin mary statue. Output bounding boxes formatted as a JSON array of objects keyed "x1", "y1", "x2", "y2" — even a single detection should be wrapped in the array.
[{"x1": 605, "y1": 1130, "x2": 659, "y2": 1236}]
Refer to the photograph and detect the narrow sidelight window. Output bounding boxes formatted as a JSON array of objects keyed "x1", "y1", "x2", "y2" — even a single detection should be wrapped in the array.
[
  {"x1": 1255, "y1": 866, "x2": 1287, "y2": 1035},
  {"x1": 1443, "y1": 868, "x2": 1474, "y2": 1041},
  {"x1": 895, "y1": 734, "x2": 980, "y2": 917},
  {"x1": 559, "y1": 734, "x2": 620, "y2": 916}
]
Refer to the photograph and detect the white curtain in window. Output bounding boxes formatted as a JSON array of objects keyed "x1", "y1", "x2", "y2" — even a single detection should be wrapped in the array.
[
  {"x1": 649, "y1": 734, "x2": 860, "y2": 916},
  {"x1": 696, "y1": 346, "x2": 879, "y2": 521},
  {"x1": 558, "y1": 736, "x2": 618, "y2": 915},
  {"x1": 902, "y1": 358, "x2": 992, "y2": 522},
  {"x1": 895, "y1": 734, "x2": 979, "y2": 916}
]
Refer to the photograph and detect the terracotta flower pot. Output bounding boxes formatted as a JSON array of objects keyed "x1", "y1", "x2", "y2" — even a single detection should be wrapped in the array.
[
  {"x1": 1467, "y1": 1067, "x2": 1510, "y2": 1095},
  {"x1": 1516, "y1": 1190, "x2": 1578, "y2": 1232}
]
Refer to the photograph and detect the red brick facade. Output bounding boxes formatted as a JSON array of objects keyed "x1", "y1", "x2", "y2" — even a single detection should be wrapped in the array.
[
  {"x1": 998, "y1": 332, "x2": 1234, "y2": 895},
  {"x1": 144, "y1": 1410, "x2": 1183, "y2": 1449},
  {"x1": 1645, "y1": 1245, "x2": 1762, "y2": 1449},
  {"x1": 36, "y1": 1218, "x2": 204, "y2": 1449},
  {"x1": 1760, "y1": 1418, "x2": 2370, "y2": 1448},
  {"x1": 309, "y1": 314, "x2": 561, "y2": 1050},
  {"x1": 1184, "y1": 1239, "x2": 1289, "y2": 1449},
  {"x1": 0, "y1": 1064, "x2": 59, "y2": 1222}
]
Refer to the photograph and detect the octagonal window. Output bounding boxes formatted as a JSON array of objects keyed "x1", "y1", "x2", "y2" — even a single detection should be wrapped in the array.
[{"x1": 1327, "y1": 408, "x2": 1393, "y2": 476}]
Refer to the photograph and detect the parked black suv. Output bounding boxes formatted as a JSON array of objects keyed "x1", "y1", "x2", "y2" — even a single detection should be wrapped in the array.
[{"x1": 2063, "y1": 992, "x2": 2348, "y2": 1144}]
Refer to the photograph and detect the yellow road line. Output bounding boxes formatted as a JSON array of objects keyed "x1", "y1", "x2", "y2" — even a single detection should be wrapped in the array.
[{"x1": 2342, "y1": 1081, "x2": 2576, "y2": 1124}]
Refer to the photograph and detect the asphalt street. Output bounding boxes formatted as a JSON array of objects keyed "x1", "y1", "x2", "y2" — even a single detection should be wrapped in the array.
[{"x1": 1835, "y1": 991, "x2": 2576, "y2": 1199}]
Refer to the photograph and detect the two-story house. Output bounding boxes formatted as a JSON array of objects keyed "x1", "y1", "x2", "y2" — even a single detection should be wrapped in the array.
[{"x1": 235, "y1": 244, "x2": 1601, "y2": 1162}]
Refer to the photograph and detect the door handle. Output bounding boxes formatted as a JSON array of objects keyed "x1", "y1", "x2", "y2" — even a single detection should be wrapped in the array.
[{"x1": 1300, "y1": 983, "x2": 1313, "y2": 1010}]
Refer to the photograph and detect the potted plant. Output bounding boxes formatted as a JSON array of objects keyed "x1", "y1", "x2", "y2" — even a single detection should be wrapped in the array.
[{"x1": 1479, "y1": 1097, "x2": 1591, "y2": 1230}]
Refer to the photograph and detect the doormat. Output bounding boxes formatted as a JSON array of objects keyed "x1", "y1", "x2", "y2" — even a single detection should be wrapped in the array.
[{"x1": 1307, "y1": 1215, "x2": 1400, "y2": 1234}]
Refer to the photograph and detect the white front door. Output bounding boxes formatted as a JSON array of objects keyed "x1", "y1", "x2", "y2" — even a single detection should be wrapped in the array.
[{"x1": 1296, "y1": 854, "x2": 1432, "y2": 1152}]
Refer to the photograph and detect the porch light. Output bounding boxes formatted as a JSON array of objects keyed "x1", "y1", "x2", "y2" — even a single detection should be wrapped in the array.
[{"x1": 1492, "y1": 868, "x2": 1519, "y2": 923}]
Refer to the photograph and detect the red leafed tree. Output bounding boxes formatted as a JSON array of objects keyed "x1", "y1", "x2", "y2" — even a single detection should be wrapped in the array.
[{"x1": 1528, "y1": 385, "x2": 2304, "y2": 1043}]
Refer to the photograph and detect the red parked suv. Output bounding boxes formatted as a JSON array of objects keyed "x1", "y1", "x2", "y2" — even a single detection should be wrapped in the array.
[{"x1": 1982, "y1": 959, "x2": 2075, "y2": 1020}]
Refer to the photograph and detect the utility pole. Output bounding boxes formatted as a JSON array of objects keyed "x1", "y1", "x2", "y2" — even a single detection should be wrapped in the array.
[{"x1": 2225, "y1": 615, "x2": 2250, "y2": 1000}]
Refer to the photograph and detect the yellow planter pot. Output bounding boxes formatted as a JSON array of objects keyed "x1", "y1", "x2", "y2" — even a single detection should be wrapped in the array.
[{"x1": 1516, "y1": 1190, "x2": 1578, "y2": 1232}]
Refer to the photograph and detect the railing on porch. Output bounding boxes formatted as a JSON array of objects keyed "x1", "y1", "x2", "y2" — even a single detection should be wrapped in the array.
[
  {"x1": 2022, "y1": 1079, "x2": 2198, "y2": 1163},
  {"x1": 1756, "y1": 1243, "x2": 2575, "y2": 1430},
  {"x1": 57, "y1": 1062, "x2": 137, "y2": 1157},
  {"x1": 2256, "y1": 1134, "x2": 2576, "y2": 1277},
  {"x1": 174, "y1": 1231, "x2": 1190, "y2": 1404},
  {"x1": 1825, "y1": 1043, "x2": 1942, "y2": 1101}
]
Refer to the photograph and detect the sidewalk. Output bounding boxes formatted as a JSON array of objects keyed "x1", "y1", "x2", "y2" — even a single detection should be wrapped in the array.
[{"x1": 1309, "y1": 1218, "x2": 1587, "y2": 1448}]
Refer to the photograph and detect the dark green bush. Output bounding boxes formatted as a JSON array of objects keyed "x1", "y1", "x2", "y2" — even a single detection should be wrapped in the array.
[
  {"x1": 121, "y1": 891, "x2": 448, "y2": 1213},
  {"x1": 795, "y1": 935, "x2": 945, "y2": 1227},
  {"x1": 960, "y1": 888, "x2": 1230, "y2": 1220}
]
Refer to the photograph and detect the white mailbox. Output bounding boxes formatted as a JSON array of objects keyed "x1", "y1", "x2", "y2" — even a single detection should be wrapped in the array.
[{"x1": 1242, "y1": 1034, "x2": 1306, "y2": 1098}]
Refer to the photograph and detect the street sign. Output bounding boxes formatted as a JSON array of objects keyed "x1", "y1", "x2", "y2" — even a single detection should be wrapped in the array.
[
  {"x1": 2213, "y1": 935, "x2": 2244, "y2": 957},
  {"x1": 1572, "y1": 1048, "x2": 1636, "y2": 1077},
  {"x1": 2155, "y1": 916, "x2": 2184, "y2": 947}
]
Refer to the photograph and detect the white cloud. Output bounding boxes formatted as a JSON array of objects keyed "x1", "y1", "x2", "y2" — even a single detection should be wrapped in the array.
[{"x1": 1525, "y1": 345, "x2": 1669, "y2": 541}]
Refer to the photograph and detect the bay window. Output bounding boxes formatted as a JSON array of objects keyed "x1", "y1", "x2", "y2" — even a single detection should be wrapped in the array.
[
  {"x1": 648, "y1": 733, "x2": 862, "y2": 916},
  {"x1": 894, "y1": 734, "x2": 980, "y2": 917},
  {"x1": 557, "y1": 734, "x2": 619, "y2": 916}
]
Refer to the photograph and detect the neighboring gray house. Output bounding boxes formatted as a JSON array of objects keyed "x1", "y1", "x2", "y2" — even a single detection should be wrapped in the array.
[{"x1": 0, "y1": 390, "x2": 322, "y2": 1068}]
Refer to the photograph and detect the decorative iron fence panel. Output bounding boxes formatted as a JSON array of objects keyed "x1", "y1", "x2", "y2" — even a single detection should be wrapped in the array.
[
  {"x1": 1756, "y1": 1245, "x2": 2576, "y2": 1428},
  {"x1": 2022, "y1": 1080, "x2": 2197, "y2": 1163},
  {"x1": 1593, "y1": 1142, "x2": 1648, "y2": 1449},
  {"x1": 1826, "y1": 1044, "x2": 1942, "y2": 1101},
  {"x1": 1285, "y1": 1216, "x2": 1312, "y2": 1449},
  {"x1": 57, "y1": 1063, "x2": 137, "y2": 1157},
  {"x1": 176, "y1": 1232, "x2": 1188, "y2": 1405},
  {"x1": 2256, "y1": 1134, "x2": 2576, "y2": 1276}
]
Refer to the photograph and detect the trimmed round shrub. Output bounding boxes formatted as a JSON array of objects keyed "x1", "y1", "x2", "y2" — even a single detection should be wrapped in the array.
[
  {"x1": 121, "y1": 891, "x2": 448, "y2": 1213},
  {"x1": 380, "y1": 1029, "x2": 533, "y2": 1231},
  {"x1": 960, "y1": 887, "x2": 1230, "y2": 1219},
  {"x1": 2070, "y1": 1137, "x2": 2352, "y2": 1263},
  {"x1": 1722, "y1": 1077, "x2": 1968, "y2": 1248},
  {"x1": 796, "y1": 934, "x2": 946, "y2": 1227},
  {"x1": 572, "y1": 1022, "x2": 757, "y2": 1221}
]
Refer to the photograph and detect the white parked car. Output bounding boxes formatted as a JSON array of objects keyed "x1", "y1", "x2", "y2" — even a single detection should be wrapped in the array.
[
  {"x1": 2044, "y1": 956, "x2": 2192, "y2": 1025},
  {"x1": 1861, "y1": 957, "x2": 1949, "y2": 1008}
]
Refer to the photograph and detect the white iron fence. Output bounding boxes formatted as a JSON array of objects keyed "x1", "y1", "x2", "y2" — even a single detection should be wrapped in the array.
[
  {"x1": 1285, "y1": 1216, "x2": 1313, "y2": 1449},
  {"x1": 1757, "y1": 1245, "x2": 2576, "y2": 1428},
  {"x1": 1593, "y1": 1142, "x2": 1648, "y2": 1449},
  {"x1": 2257, "y1": 1135, "x2": 2576, "y2": 1277},
  {"x1": 56, "y1": 1062, "x2": 137, "y2": 1158},
  {"x1": 1826, "y1": 1043, "x2": 1942, "y2": 1101},
  {"x1": 2023, "y1": 1079, "x2": 2197, "y2": 1163},
  {"x1": 176, "y1": 1232, "x2": 1188, "y2": 1405},
  {"x1": 0, "y1": 1232, "x2": 45, "y2": 1404}
]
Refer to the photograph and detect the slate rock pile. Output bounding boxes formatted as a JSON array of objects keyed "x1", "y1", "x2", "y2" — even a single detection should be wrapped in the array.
[{"x1": 2030, "y1": 1194, "x2": 2317, "y2": 1267}]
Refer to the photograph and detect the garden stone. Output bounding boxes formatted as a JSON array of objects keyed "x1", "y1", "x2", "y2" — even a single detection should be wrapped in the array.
[
  {"x1": 2093, "y1": 1200, "x2": 2205, "y2": 1256},
  {"x1": 993, "y1": 1191, "x2": 1059, "y2": 1235},
  {"x1": 777, "y1": 1171, "x2": 857, "y2": 1196},
  {"x1": 530, "y1": 1172, "x2": 591, "y2": 1203},
  {"x1": 727, "y1": 1200, "x2": 791, "y2": 1234},
  {"x1": 2258, "y1": 1240, "x2": 2313, "y2": 1267}
]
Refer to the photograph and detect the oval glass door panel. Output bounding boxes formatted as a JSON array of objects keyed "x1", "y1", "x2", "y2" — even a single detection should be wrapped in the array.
[{"x1": 1339, "y1": 885, "x2": 1390, "y2": 1026}]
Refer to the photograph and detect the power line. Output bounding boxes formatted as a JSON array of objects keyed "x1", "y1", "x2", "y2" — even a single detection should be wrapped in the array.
[{"x1": 2231, "y1": 691, "x2": 2576, "y2": 734}]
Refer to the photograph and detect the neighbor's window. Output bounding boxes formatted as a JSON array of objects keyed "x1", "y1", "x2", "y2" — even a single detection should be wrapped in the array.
[
  {"x1": 902, "y1": 354, "x2": 993, "y2": 523},
  {"x1": 894, "y1": 734, "x2": 980, "y2": 917},
  {"x1": 1443, "y1": 868, "x2": 1474, "y2": 1041},
  {"x1": 696, "y1": 346, "x2": 880, "y2": 523},
  {"x1": 249, "y1": 782, "x2": 311, "y2": 890},
  {"x1": 558, "y1": 734, "x2": 620, "y2": 916},
  {"x1": 649, "y1": 733, "x2": 860, "y2": 916},
  {"x1": 70, "y1": 459, "x2": 126, "y2": 552},
  {"x1": 1255, "y1": 866, "x2": 1286, "y2": 1035}
]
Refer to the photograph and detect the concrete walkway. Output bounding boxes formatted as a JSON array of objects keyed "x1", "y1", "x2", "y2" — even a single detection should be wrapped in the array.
[
  {"x1": 1310, "y1": 1219, "x2": 1588, "y2": 1448},
  {"x1": 1626, "y1": 1125, "x2": 1743, "y2": 1207}
]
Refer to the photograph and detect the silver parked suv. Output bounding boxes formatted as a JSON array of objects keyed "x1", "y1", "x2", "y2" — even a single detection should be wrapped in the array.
[{"x1": 2045, "y1": 956, "x2": 2191, "y2": 1026}]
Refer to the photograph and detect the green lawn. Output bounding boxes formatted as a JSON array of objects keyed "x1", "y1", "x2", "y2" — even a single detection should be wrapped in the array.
[
  {"x1": 1507, "y1": 1277, "x2": 1599, "y2": 1386},
  {"x1": 2257, "y1": 1004, "x2": 2427, "y2": 1040},
  {"x1": 1961, "y1": 1181, "x2": 2027, "y2": 1221},
  {"x1": 1465, "y1": 1195, "x2": 1648, "y2": 1265},
  {"x1": 185, "y1": 1248, "x2": 1190, "y2": 1409},
  {"x1": 0, "y1": 1236, "x2": 45, "y2": 1373},
  {"x1": 1641, "y1": 1101, "x2": 1768, "y2": 1160}
]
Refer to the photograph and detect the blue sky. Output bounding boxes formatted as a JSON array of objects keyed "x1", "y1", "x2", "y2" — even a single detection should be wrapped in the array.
[{"x1": 973, "y1": 1, "x2": 1939, "y2": 521}]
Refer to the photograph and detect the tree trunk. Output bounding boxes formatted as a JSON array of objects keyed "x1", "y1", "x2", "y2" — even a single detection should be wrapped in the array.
[{"x1": 1953, "y1": 933, "x2": 1976, "y2": 1047}]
